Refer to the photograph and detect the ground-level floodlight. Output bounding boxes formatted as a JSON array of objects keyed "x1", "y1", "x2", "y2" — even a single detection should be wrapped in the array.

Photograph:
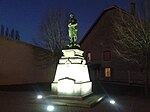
[
  {"x1": 47, "y1": 105, "x2": 55, "y2": 111},
  {"x1": 109, "y1": 99, "x2": 116, "y2": 104},
  {"x1": 37, "y1": 95, "x2": 43, "y2": 99}
]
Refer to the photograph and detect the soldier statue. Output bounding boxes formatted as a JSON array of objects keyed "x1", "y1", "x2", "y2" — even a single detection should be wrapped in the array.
[{"x1": 68, "y1": 13, "x2": 78, "y2": 45}]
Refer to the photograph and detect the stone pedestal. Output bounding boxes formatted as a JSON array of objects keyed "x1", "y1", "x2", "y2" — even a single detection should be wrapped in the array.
[{"x1": 51, "y1": 48, "x2": 92, "y2": 97}]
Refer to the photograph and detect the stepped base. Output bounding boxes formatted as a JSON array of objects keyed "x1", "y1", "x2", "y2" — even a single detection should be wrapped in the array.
[{"x1": 37, "y1": 94, "x2": 104, "y2": 108}]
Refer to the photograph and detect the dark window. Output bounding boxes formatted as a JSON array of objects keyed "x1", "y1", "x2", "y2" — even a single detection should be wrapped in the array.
[{"x1": 103, "y1": 50, "x2": 111, "y2": 61}]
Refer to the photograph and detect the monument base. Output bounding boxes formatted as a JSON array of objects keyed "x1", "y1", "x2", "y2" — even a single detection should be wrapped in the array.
[
  {"x1": 51, "y1": 48, "x2": 92, "y2": 98},
  {"x1": 51, "y1": 80, "x2": 92, "y2": 98},
  {"x1": 37, "y1": 93, "x2": 104, "y2": 108},
  {"x1": 50, "y1": 91, "x2": 93, "y2": 100}
]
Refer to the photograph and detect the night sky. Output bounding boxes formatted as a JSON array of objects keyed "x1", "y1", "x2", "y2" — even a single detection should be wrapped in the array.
[{"x1": 0, "y1": 0, "x2": 130, "y2": 45}]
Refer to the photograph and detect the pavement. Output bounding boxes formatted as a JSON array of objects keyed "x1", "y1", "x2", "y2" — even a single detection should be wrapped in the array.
[{"x1": 0, "y1": 81, "x2": 150, "y2": 112}]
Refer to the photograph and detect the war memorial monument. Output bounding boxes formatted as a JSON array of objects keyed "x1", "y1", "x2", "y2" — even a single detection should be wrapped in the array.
[
  {"x1": 51, "y1": 13, "x2": 92, "y2": 98},
  {"x1": 37, "y1": 13, "x2": 104, "y2": 109}
]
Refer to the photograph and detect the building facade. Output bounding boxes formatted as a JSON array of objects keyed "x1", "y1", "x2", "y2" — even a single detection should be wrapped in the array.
[
  {"x1": 80, "y1": 6, "x2": 144, "y2": 84},
  {"x1": 0, "y1": 36, "x2": 54, "y2": 85}
]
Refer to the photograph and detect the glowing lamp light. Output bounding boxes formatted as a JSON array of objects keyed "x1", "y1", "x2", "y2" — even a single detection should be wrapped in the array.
[
  {"x1": 109, "y1": 99, "x2": 116, "y2": 104},
  {"x1": 37, "y1": 95, "x2": 43, "y2": 99},
  {"x1": 47, "y1": 105, "x2": 54, "y2": 111}
]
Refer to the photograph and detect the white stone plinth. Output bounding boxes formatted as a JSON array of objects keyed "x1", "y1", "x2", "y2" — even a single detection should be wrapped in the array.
[{"x1": 51, "y1": 49, "x2": 92, "y2": 97}]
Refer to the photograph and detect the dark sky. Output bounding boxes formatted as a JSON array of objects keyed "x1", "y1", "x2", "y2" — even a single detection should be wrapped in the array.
[{"x1": 0, "y1": 0, "x2": 131, "y2": 45}]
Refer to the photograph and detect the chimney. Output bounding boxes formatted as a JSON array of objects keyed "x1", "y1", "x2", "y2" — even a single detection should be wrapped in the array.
[{"x1": 129, "y1": 1, "x2": 135, "y2": 16}]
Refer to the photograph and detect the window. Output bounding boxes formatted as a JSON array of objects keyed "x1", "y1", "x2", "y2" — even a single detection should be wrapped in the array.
[
  {"x1": 105, "y1": 68, "x2": 111, "y2": 77},
  {"x1": 87, "y1": 52, "x2": 91, "y2": 62},
  {"x1": 103, "y1": 50, "x2": 111, "y2": 61}
]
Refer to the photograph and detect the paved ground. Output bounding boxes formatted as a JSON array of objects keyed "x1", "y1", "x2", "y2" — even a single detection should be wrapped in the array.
[{"x1": 0, "y1": 81, "x2": 150, "y2": 112}]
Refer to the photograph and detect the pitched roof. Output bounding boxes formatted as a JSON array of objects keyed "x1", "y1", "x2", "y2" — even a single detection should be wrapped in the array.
[{"x1": 80, "y1": 5, "x2": 127, "y2": 44}]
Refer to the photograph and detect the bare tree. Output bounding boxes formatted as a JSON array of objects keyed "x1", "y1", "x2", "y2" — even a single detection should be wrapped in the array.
[
  {"x1": 15, "y1": 30, "x2": 20, "y2": 40},
  {"x1": 11, "y1": 28, "x2": 14, "y2": 39},
  {"x1": 5, "y1": 27, "x2": 9, "y2": 37},
  {"x1": 1, "y1": 25, "x2": 4, "y2": 36},
  {"x1": 113, "y1": 9, "x2": 150, "y2": 94},
  {"x1": 34, "y1": 7, "x2": 68, "y2": 68}
]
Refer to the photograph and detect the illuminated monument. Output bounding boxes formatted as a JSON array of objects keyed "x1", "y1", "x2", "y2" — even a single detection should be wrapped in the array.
[{"x1": 51, "y1": 13, "x2": 92, "y2": 97}]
